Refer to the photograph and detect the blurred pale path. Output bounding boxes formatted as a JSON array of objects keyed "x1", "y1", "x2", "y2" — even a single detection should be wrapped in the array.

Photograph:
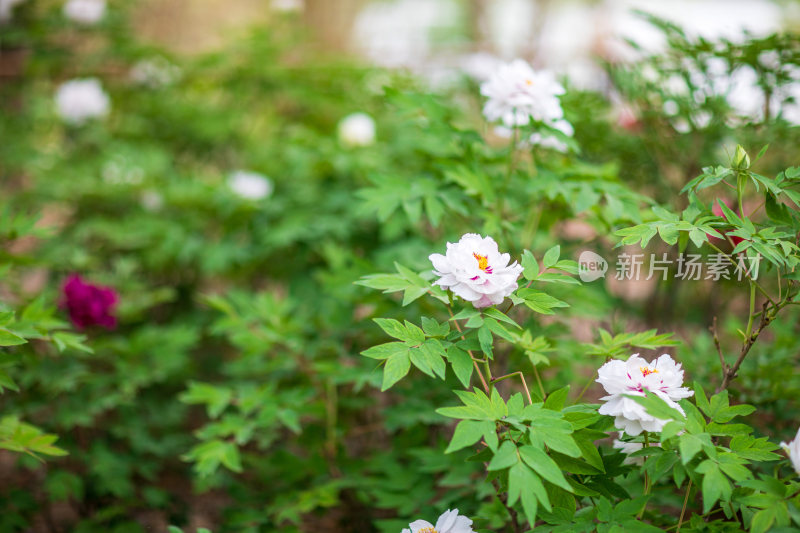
[{"x1": 134, "y1": 0, "x2": 787, "y2": 57}]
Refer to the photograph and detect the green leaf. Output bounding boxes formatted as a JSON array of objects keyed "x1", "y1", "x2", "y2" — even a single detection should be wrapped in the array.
[
  {"x1": 544, "y1": 386, "x2": 570, "y2": 411},
  {"x1": 543, "y1": 246, "x2": 561, "y2": 269},
  {"x1": 698, "y1": 461, "x2": 731, "y2": 513},
  {"x1": 517, "y1": 289, "x2": 569, "y2": 315},
  {"x1": 543, "y1": 431, "x2": 581, "y2": 458},
  {"x1": 625, "y1": 390, "x2": 685, "y2": 423},
  {"x1": 445, "y1": 420, "x2": 491, "y2": 453},
  {"x1": 519, "y1": 445, "x2": 573, "y2": 492},
  {"x1": 361, "y1": 342, "x2": 407, "y2": 360},
  {"x1": 373, "y1": 318, "x2": 411, "y2": 342},
  {"x1": 0, "y1": 329, "x2": 26, "y2": 347},
  {"x1": 487, "y1": 440, "x2": 518, "y2": 471},
  {"x1": 478, "y1": 325, "x2": 493, "y2": 358},
  {"x1": 521, "y1": 250, "x2": 540, "y2": 281},
  {"x1": 381, "y1": 351, "x2": 411, "y2": 391},
  {"x1": 446, "y1": 345, "x2": 473, "y2": 389}
]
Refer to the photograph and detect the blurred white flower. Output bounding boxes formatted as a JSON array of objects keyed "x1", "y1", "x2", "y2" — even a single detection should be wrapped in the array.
[
  {"x1": 597, "y1": 353, "x2": 694, "y2": 436},
  {"x1": 140, "y1": 190, "x2": 164, "y2": 212},
  {"x1": 338, "y1": 112, "x2": 376, "y2": 147},
  {"x1": 63, "y1": 0, "x2": 105, "y2": 24},
  {"x1": 613, "y1": 437, "x2": 662, "y2": 466},
  {"x1": 102, "y1": 159, "x2": 143, "y2": 185},
  {"x1": 528, "y1": 133, "x2": 568, "y2": 153},
  {"x1": 130, "y1": 57, "x2": 180, "y2": 88},
  {"x1": 271, "y1": 0, "x2": 302, "y2": 12},
  {"x1": 460, "y1": 52, "x2": 503, "y2": 82},
  {"x1": 780, "y1": 427, "x2": 800, "y2": 475},
  {"x1": 758, "y1": 50, "x2": 781, "y2": 70},
  {"x1": 228, "y1": 170, "x2": 273, "y2": 201},
  {"x1": 481, "y1": 59, "x2": 566, "y2": 127},
  {"x1": 662, "y1": 100, "x2": 679, "y2": 116},
  {"x1": 55, "y1": 78, "x2": 110, "y2": 125},
  {"x1": 0, "y1": 0, "x2": 26, "y2": 23},
  {"x1": 402, "y1": 509, "x2": 475, "y2": 533},
  {"x1": 430, "y1": 233, "x2": 523, "y2": 309}
]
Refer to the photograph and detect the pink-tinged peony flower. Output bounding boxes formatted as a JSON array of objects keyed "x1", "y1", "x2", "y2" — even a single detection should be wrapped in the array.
[
  {"x1": 430, "y1": 233, "x2": 523, "y2": 308},
  {"x1": 61, "y1": 275, "x2": 118, "y2": 330},
  {"x1": 780, "y1": 426, "x2": 800, "y2": 475},
  {"x1": 596, "y1": 353, "x2": 693, "y2": 436},
  {"x1": 402, "y1": 509, "x2": 475, "y2": 533},
  {"x1": 711, "y1": 199, "x2": 745, "y2": 246}
]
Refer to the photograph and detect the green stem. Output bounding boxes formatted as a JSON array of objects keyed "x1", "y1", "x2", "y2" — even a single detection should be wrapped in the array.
[
  {"x1": 745, "y1": 282, "x2": 756, "y2": 340},
  {"x1": 574, "y1": 372, "x2": 596, "y2": 405},
  {"x1": 638, "y1": 432, "x2": 651, "y2": 520},
  {"x1": 706, "y1": 241, "x2": 775, "y2": 306},
  {"x1": 677, "y1": 479, "x2": 693, "y2": 533},
  {"x1": 532, "y1": 364, "x2": 546, "y2": 399},
  {"x1": 491, "y1": 371, "x2": 533, "y2": 404}
]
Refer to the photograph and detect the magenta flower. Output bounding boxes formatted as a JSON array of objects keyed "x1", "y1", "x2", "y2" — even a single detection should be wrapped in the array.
[{"x1": 61, "y1": 275, "x2": 118, "y2": 330}]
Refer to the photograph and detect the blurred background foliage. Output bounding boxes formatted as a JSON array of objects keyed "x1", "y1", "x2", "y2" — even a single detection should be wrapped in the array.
[{"x1": 1, "y1": 0, "x2": 800, "y2": 531}]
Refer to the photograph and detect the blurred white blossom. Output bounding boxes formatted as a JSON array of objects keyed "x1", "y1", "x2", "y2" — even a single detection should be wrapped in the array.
[
  {"x1": 271, "y1": 0, "x2": 302, "y2": 12},
  {"x1": 130, "y1": 57, "x2": 180, "y2": 88},
  {"x1": 228, "y1": 170, "x2": 273, "y2": 201},
  {"x1": 63, "y1": 0, "x2": 105, "y2": 24},
  {"x1": 140, "y1": 190, "x2": 164, "y2": 212},
  {"x1": 460, "y1": 52, "x2": 504, "y2": 82},
  {"x1": 481, "y1": 59, "x2": 566, "y2": 128},
  {"x1": 0, "y1": 0, "x2": 25, "y2": 23},
  {"x1": 55, "y1": 78, "x2": 110, "y2": 125},
  {"x1": 597, "y1": 353, "x2": 694, "y2": 436},
  {"x1": 613, "y1": 437, "x2": 662, "y2": 466},
  {"x1": 402, "y1": 509, "x2": 475, "y2": 533},
  {"x1": 780, "y1": 426, "x2": 800, "y2": 475},
  {"x1": 430, "y1": 233, "x2": 523, "y2": 309},
  {"x1": 338, "y1": 113, "x2": 376, "y2": 147}
]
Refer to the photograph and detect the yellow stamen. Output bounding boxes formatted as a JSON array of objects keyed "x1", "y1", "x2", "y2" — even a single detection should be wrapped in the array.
[
  {"x1": 473, "y1": 252, "x2": 489, "y2": 272},
  {"x1": 418, "y1": 529, "x2": 437, "y2": 533},
  {"x1": 640, "y1": 367, "x2": 658, "y2": 377},
  {"x1": 525, "y1": 79, "x2": 534, "y2": 86}
]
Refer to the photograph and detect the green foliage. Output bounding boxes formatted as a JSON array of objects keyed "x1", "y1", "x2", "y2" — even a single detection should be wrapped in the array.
[{"x1": 2, "y1": 4, "x2": 800, "y2": 532}]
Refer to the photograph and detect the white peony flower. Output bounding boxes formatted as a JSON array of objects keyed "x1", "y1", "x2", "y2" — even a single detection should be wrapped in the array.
[
  {"x1": 481, "y1": 59, "x2": 565, "y2": 128},
  {"x1": 401, "y1": 509, "x2": 475, "y2": 533},
  {"x1": 140, "y1": 190, "x2": 164, "y2": 212},
  {"x1": 63, "y1": 0, "x2": 105, "y2": 24},
  {"x1": 130, "y1": 57, "x2": 180, "y2": 88},
  {"x1": 780, "y1": 426, "x2": 800, "y2": 475},
  {"x1": 338, "y1": 112, "x2": 376, "y2": 147},
  {"x1": 429, "y1": 233, "x2": 523, "y2": 309},
  {"x1": 55, "y1": 78, "x2": 110, "y2": 125},
  {"x1": 227, "y1": 170, "x2": 273, "y2": 201},
  {"x1": 596, "y1": 353, "x2": 694, "y2": 436},
  {"x1": 613, "y1": 437, "x2": 661, "y2": 466},
  {"x1": 0, "y1": 0, "x2": 26, "y2": 23}
]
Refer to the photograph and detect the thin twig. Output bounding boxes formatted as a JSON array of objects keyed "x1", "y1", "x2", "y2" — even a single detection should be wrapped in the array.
[
  {"x1": 718, "y1": 300, "x2": 774, "y2": 392},
  {"x1": 676, "y1": 479, "x2": 693, "y2": 533},
  {"x1": 710, "y1": 316, "x2": 727, "y2": 377},
  {"x1": 447, "y1": 305, "x2": 491, "y2": 394},
  {"x1": 491, "y1": 371, "x2": 533, "y2": 405}
]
